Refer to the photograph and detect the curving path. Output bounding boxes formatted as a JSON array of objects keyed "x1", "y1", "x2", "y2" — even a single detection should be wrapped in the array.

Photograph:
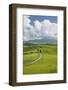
[{"x1": 25, "y1": 53, "x2": 42, "y2": 66}]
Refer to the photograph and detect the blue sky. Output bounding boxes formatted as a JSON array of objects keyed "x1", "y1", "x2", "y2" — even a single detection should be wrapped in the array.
[
  {"x1": 24, "y1": 15, "x2": 57, "y2": 41},
  {"x1": 29, "y1": 15, "x2": 57, "y2": 25}
]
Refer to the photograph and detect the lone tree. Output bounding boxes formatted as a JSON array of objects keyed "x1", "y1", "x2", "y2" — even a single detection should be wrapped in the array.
[
  {"x1": 39, "y1": 49, "x2": 42, "y2": 53},
  {"x1": 37, "y1": 47, "x2": 42, "y2": 53}
]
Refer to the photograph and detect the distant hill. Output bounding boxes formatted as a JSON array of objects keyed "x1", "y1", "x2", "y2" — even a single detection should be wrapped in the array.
[{"x1": 24, "y1": 36, "x2": 57, "y2": 44}]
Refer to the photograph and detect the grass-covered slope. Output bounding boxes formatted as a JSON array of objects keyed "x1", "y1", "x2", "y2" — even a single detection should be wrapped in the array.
[{"x1": 23, "y1": 44, "x2": 57, "y2": 74}]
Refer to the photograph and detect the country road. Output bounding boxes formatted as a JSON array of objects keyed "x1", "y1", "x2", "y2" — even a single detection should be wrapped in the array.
[{"x1": 25, "y1": 53, "x2": 42, "y2": 66}]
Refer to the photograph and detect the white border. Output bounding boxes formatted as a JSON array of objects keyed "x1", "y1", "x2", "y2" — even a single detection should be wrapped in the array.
[{"x1": 16, "y1": 8, "x2": 64, "y2": 82}]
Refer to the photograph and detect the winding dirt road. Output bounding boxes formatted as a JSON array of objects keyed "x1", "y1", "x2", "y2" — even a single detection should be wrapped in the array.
[{"x1": 25, "y1": 53, "x2": 42, "y2": 66}]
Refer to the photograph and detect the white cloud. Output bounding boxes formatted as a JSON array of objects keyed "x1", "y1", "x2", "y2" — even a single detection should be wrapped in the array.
[
  {"x1": 34, "y1": 20, "x2": 42, "y2": 31},
  {"x1": 24, "y1": 16, "x2": 31, "y2": 27},
  {"x1": 23, "y1": 16, "x2": 57, "y2": 41},
  {"x1": 24, "y1": 16, "x2": 35, "y2": 41},
  {"x1": 42, "y1": 20, "x2": 57, "y2": 38}
]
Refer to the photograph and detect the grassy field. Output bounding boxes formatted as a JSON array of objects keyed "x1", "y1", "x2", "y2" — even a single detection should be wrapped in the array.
[{"x1": 23, "y1": 44, "x2": 57, "y2": 75}]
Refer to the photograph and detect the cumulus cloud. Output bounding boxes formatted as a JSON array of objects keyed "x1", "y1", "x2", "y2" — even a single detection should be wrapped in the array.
[
  {"x1": 23, "y1": 16, "x2": 57, "y2": 41},
  {"x1": 34, "y1": 20, "x2": 42, "y2": 31},
  {"x1": 42, "y1": 20, "x2": 57, "y2": 38}
]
